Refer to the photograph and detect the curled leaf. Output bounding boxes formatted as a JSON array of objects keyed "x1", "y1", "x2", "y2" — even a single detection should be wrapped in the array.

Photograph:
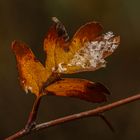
[
  {"x1": 12, "y1": 41, "x2": 50, "y2": 95},
  {"x1": 45, "y1": 78, "x2": 110, "y2": 103}
]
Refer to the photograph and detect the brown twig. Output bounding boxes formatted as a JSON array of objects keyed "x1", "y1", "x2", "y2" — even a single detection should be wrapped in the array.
[
  {"x1": 5, "y1": 93, "x2": 140, "y2": 140},
  {"x1": 5, "y1": 96, "x2": 41, "y2": 140},
  {"x1": 25, "y1": 95, "x2": 41, "y2": 131}
]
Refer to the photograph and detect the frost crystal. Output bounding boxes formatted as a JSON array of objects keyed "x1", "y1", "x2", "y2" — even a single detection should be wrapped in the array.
[
  {"x1": 24, "y1": 86, "x2": 33, "y2": 94},
  {"x1": 58, "y1": 62, "x2": 67, "y2": 73},
  {"x1": 68, "y1": 31, "x2": 118, "y2": 69},
  {"x1": 52, "y1": 67, "x2": 55, "y2": 72}
]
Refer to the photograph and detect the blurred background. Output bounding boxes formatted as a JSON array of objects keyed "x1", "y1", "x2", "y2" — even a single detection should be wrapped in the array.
[{"x1": 0, "y1": 0, "x2": 140, "y2": 139}]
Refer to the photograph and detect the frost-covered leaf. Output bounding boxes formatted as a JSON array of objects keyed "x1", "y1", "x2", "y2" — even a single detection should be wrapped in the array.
[
  {"x1": 44, "y1": 17, "x2": 120, "y2": 74},
  {"x1": 65, "y1": 32, "x2": 120, "y2": 73}
]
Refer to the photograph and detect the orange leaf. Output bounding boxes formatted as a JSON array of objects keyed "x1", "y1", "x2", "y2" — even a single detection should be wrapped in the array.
[
  {"x1": 44, "y1": 17, "x2": 120, "y2": 74},
  {"x1": 44, "y1": 17, "x2": 69, "y2": 72},
  {"x1": 12, "y1": 41, "x2": 51, "y2": 96},
  {"x1": 45, "y1": 78, "x2": 110, "y2": 103},
  {"x1": 72, "y1": 21, "x2": 103, "y2": 42}
]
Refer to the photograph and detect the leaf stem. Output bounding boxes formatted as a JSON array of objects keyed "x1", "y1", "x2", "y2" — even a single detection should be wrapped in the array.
[{"x1": 5, "y1": 93, "x2": 140, "y2": 140}]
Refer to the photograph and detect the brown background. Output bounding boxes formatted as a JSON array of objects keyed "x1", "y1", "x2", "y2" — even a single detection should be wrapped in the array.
[{"x1": 0, "y1": 0, "x2": 140, "y2": 139}]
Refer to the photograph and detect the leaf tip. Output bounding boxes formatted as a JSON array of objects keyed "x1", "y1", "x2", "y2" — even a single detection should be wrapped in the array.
[
  {"x1": 52, "y1": 17, "x2": 60, "y2": 23},
  {"x1": 11, "y1": 40, "x2": 18, "y2": 51},
  {"x1": 95, "y1": 82, "x2": 111, "y2": 95}
]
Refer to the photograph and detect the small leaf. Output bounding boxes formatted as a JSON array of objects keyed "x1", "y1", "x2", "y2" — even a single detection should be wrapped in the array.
[
  {"x1": 45, "y1": 78, "x2": 110, "y2": 103},
  {"x1": 44, "y1": 17, "x2": 69, "y2": 73},
  {"x1": 44, "y1": 24, "x2": 57, "y2": 72},
  {"x1": 12, "y1": 41, "x2": 50, "y2": 95}
]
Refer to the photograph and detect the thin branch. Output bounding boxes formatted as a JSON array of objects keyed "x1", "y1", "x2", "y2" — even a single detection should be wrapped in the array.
[
  {"x1": 5, "y1": 96, "x2": 42, "y2": 140},
  {"x1": 5, "y1": 129, "x2": 27, "y2": 140},
  {"x1": 25, "y1": 96, "x2": 41, "y2": 130},
  {"x1": 34, "y1": 93, "x2": 140, "y2": 130},
  {"x1": 5, "y1": 93, "x2": 140, "y2": 140}
]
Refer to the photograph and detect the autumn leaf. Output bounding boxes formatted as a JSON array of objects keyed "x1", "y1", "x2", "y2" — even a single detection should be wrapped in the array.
[
  {"x1": 44, "y1": 17, "x2": 120, "y2": 74},
  {"x1": 12, "y1": 41, "x2": 51, "y2": 96},
  {"x1": 45, "y1": 78, "x2": 110, "y2": 103},
  {"x1": 12, "y1": 17, "x2": 120, "y2": 103}
]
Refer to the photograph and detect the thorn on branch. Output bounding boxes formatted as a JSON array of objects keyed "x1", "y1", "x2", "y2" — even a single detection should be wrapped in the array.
[{"x1": 98, "y1": 114, "x2": 115, "y2": 132}]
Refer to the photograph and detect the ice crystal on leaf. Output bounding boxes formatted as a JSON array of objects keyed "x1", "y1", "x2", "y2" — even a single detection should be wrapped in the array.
[{"x1": 68, "y1": 31, "x2": 119, "y2": 70}]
